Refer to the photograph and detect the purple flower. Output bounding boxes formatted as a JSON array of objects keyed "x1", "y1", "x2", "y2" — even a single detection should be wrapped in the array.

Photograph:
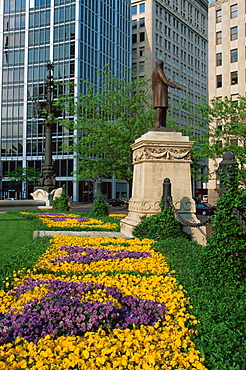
[
  {"x1": 50, "y1": 246, "x2": 152, "y2": 265},
  {"x1": 1, "y1": 279, "x2": 166, "y2": 344}
]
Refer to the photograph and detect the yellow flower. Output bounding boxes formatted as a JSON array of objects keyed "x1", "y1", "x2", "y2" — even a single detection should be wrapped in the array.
[{"x1": 0, "y1": 234, "x2": 207, "y2": 370}]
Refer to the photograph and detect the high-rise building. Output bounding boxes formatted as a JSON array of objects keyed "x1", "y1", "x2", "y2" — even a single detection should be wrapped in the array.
[
  {"x1": 208, "y1": 0, "x2": 243, "y2": 204},
  {"x1": 0, "y1": 0, "x2": 131, "y2": 201},
  {"x1": 131, "y1": 0, "x2": 208, "y2": 136}
]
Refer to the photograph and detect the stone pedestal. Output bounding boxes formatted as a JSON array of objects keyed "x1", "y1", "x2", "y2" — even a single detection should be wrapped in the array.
[{"x1": 120, "y1": 130, "x2": 206, "y2": 245}]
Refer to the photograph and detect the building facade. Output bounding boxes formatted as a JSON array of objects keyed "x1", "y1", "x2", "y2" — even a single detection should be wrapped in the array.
[
  {"x1": 208, "y1": 0, "x2": 244, "y2": 204},
  {"x1": 131, "y1": 0, "x2": 208, "y2": 137},
  {"x1": 0, "y1": 0, "x2": 131, "y2": 201}
]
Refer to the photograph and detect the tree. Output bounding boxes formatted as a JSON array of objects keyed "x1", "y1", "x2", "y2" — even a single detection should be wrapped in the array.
[
  {"x1": 174, "y1": 96, "x2": 246, "y2": 187},
  {"x1": 4, "y1": 167, "x2": 41, "y2": 198},
  {"x1": 57, "y1": 69, "x2": 155, "y2": 187},
  {"x1": 207, "y1": 96, "x2": 246, "y2": 186}
]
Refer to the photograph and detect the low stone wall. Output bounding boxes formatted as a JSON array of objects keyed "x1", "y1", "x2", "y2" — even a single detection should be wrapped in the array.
[{"x1": 0, "y1": 200, "x2": 46, "y2": 211}]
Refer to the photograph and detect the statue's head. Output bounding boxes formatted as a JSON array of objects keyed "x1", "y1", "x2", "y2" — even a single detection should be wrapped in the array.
[{"x1": 156, "y1": 59, "x2": 164, "y2": 67}]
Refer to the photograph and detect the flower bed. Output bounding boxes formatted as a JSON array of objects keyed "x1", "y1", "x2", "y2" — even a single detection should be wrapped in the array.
[
  {"x1": 109, "y1": 214, "x2": 127, "y2": 218},
  {"x1": 21, "y1": 212, "x2": 118, "y2": 230},
  {"x1": 0, "y1": 235, "x2": 207, "y2": 370}
]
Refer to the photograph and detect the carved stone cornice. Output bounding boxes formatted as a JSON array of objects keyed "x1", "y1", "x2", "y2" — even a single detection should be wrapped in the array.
[
  {"x1": 209, "y1": 0, "x2": 228, "y2": 9},
  {"x1": 133, "y1": 147, "x2": 191, "y2": 163}
]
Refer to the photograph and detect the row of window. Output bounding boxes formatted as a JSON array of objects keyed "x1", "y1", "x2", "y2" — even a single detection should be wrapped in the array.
[
  {"x1": 156, "y1": 2, "x2": 206, "y2": 33},
  {"x1": 132, "y1": 61, "x2": 145, "y2": 74},
  {"x1": 216, "y1": 4, "x2": 238, "y2": 23},
  {"x1": 156, "y1": 23, "x2": 206, "y2": 50},
  {"x1": 4, "y1": 14, "x2": 25, "y2": 30},
  {"x1": 216, "y1": 49, "x2": 238, "y2": 66},
  {"x1": 216, "y1": 71, "x2": 238, "y2": 88},
  {"x1": 216, "y1": 26, "x2": 238, "y2": 44},
  {"x1": 132, "y1": 18, "x2": 145, "y2": 29},
  {"x1": 131, "y1": 3, "x2": 145, "y2": 15},
  {"x1": 155, "y1": 29, "x2": 206, "y2": 60},
  {"x1": 29, "y1": 9, "x2": 50, "y2": 27},
  {"x1": 132, "y1": 32, "x2": 145, "y2": 43},
  {"x1": 4, "y1": 0, "x2": 26, "y2": 13},
  {"x1": 155, "y1": 51, "x2": 206, "y2": 81},
  {"x1": 1, "y1": 141, "x2": 23, "y2": 156},
  {"x1": 132, "y1": 47, "x2": 145, "y2": 59}
]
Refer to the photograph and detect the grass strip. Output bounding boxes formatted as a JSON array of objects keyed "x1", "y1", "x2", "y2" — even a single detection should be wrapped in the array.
[
  {"x1": 0, "y1": 212, "x2": 35, "y2": 259},
  {"x1": 0, "y1": 236, "x2": 51, "y2": 291}
]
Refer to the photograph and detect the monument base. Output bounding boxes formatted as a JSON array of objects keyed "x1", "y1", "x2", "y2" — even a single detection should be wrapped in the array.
[{"x1": 120, "y1": 129, "x2": 207, "y2": 245}]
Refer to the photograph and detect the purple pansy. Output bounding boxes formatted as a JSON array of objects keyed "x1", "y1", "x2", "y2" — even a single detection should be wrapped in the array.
[
  {"x1": 0, "y1": 279, "x2": 167, "y2": 344},
  {"x1": 49, "y1": 217, "x2": 90, "y2": 222},
  {"x1": 30, "y1": 213, "x2": 90, "y2": 223},
  {"x1": 50, "y1": 245, "x2": 152, "y2": 265}
]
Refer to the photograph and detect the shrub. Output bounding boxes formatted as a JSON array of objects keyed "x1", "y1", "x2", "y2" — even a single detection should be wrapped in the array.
[
  {"x1": 154, "y1": 237, "x2": 246, "y2": 370},
  {"x1": 91, "y1": 195, "x2": 109, "y2": 217},
  {"x1": 203, "y1": 185, "x2": 246, "y2": 282},
  {"x1": 52, "y1": 189, "x2": 70, "y2": 213},
  {"x1": 132, "y1": 202, "x2": 189, "y2": 240}
]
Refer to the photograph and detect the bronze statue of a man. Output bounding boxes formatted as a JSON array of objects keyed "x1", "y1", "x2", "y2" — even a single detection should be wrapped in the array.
[{"x1": 152, "y1": 60, "x2": 182, "y2": 128}]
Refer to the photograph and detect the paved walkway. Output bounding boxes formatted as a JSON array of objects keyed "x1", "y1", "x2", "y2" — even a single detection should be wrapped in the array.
[{"x1": 34, "y1": 230, "x2": 131, "y2": 238}]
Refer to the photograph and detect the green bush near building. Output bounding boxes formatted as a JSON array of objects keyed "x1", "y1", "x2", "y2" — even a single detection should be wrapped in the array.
[{"x1": 133, "y1": 195, "x2": 246, "y2": 370}]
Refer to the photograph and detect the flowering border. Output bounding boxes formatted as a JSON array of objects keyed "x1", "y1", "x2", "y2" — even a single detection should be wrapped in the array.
[
  {"x1": 0, "y1": 235, "x2": 207, "y2": 370},
  {"x1": 21, "y1": 212, "x2": 119, "y2": 231}
]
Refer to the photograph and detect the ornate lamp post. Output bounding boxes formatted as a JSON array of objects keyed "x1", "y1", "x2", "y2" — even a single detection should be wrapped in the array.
[{"x1": 35, "y1": 62, "x2": 61, "y2": 193}]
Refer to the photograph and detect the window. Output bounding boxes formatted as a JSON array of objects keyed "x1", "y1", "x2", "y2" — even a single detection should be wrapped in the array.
[
  {"x1": 132, "y1": 5, "x2": 137, "y2": 15},
  {"x1": 139, "y1": 61, "x2": 145, "y2": 72},
  {"x1": 230, "y1": 4, "x2": 238, "y2": 18},
  {"x1": 132, "y1": 48, "x2": 137, "y2": 58},
  {"x1": 216, "y1": 9, "x2": 222, "y2": 23},
  {"x1": 231, "y1": 49, "x2": 238, "y2": 62},
  {"x1": 216, "y1": 74, "x2": 222, "y2": 88},
  {"x1": 230, "y1": 26, "x2": 238, "y2": 40},
  {"x1": 132, "y1": 34, "x2": 137, "y2": 44},
  {"x1": 231, "y1": 71, "x2": 238, "y2": 84},
  {"x1": 140, "y1": 18, "x2": 145, "y2": 27},
  {"x1": 139, "y1": 3, "x2": 145, "y2": 13},
  {"x1": 216, "y1": 52, "x2": 222, "y2": 66},
  {"x1": 132, "y1": 20, "x2": 137, "y2": 29},
  {"x1": 139, "y1": 47, "x2": 145, "y2": 57},
  {"x1": 216, "y1": 31, "x2": 222, "y2": 45},
  {"x1": 139, "y1": 32, "x2": 145, "y2": 42}
]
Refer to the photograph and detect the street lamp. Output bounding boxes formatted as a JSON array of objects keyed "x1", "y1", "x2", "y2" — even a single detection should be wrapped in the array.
[{"x1": 35, "y1": 62, "x2": 61, "y2": 193}]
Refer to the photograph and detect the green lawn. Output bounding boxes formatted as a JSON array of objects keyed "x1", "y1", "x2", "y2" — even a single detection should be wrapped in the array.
[{"x1": 0, "y1": 212, "x2": 35, "y2": 259}]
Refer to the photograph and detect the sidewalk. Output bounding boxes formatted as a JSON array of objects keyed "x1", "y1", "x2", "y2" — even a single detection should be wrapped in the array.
[{"x1": 34, "y1": 230, "x2": 131, "y2": 238}]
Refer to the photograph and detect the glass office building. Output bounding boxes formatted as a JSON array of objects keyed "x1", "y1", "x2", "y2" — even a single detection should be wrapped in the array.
[{"x1": 0, "y1": 0, "x2": 131, "y2": 200}]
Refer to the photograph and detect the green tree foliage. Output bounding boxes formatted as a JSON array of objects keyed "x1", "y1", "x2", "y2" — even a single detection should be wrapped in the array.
[
  {"x1": 4, "y1": 166, "x2": 40, "y2": 186},
  {"x1": 176, "y1": 96, "x2": 246, "y2": 186},
  {"x1": 57, "y1": 68, "x2": 155, "y2": 185},
  {"x1": 91, "y1": 195, "x2": 109, "y2": 217},
  {"x1": 207, "y1": 96, "x2": 246, "y2": 185}
]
